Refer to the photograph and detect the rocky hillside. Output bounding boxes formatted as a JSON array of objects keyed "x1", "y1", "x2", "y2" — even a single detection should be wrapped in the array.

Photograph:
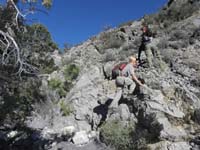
[{"x1": 1, "y1": 0, "x2": 200, "y2": 150}]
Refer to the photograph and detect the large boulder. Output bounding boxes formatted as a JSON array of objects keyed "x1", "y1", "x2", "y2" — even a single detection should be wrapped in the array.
[
  {"x1": 72, "y1": 131, "x2": 90, "y2": 145},
  {"x1": 142, "y1": 88, "x2": 185, "y2": 118},
  {"x1": 103, "y1": 61, "x2": 115, "y2": 80},
  {"x1": 156, "y1": 114, "x2": 188, "y2": 141}
]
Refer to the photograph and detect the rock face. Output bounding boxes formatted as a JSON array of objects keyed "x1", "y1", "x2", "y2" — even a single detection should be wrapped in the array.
[
  {"x1": 72, "y1": 131, "x2": 90, "y2": 145},
  {"x1": 148, "y1": 141, "x2": 192, "y2": 150},
  {"x1": 1, "y1": 0, "x2": 200, "y2": 150}
]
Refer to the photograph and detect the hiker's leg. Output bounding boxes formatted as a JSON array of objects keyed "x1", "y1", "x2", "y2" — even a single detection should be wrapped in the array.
[
  {"x1": 154, "y1": 46, "x2": 162, "y2": 61},
  {"x1": 138, "y1": 44, "x2": 144, "y2": 64},
  {"x1": 151, "y1": 47, "x2": 155, "y2": 56},
  {"x1": 115, "y1": 76, "x2": 125, "y2": 87},
  {"x1": 124, "y1": 78, "x2": 136, "y2": 94},
  {"x1": 145, "y1": 43, "x2": 153, "y2": 67},
  {"x1": 129, "y1": 82, "x2": 136, "y2": 94},
  {"x1": 109, "y1": 87, "x2": 123, "y2": 109}
]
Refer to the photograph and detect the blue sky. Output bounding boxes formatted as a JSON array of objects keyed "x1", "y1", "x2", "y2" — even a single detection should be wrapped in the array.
[{"x1": 0, "y1": 0, "x2": 167, "y2": 48}]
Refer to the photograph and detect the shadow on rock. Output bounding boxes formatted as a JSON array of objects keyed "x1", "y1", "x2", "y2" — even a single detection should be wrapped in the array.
[
  {"x1": 93, "y1": 99, "x2": 113, "y2": 128},
  {"x1": 0, "y1": 126, "x2": 54, "y2": 150}
]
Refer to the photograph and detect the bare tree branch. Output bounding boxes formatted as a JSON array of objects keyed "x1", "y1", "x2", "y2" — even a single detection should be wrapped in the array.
[
  {"x1": 7, "y1": 0, "x2": 26, "y2": 28},
  {"x1": 0, "y1": 0, "x2": 55, "y2": 78},
  {"x1": 0, "y1": 30, "x2": 38, "y2": 77}
]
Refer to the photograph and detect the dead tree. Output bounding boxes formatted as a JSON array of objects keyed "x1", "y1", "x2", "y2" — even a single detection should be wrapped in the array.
[{"x1": 0, "y1": 0, "x2": 38, "y2": 77}]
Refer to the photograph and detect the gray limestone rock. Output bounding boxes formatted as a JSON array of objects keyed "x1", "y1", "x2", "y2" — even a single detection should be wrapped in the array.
[
  {"x1": 72, "y1": 131, "x2": 90, "y2": 145},
  {"x1": 5, "y1": 3, "x2": 200, "y2": 149},
  {"x1": 119, "y1": 104, "x2": 131, "y2": 121},
  {"x1": 103, "y1": 61, "x2": 115, "y2": 80},
  {"x1": 156, "y1": 114, "x2": 187, "y2": 141},
  {"x1": 148, "y1": 141, "x2": 191, "y2": 150},
  {"x1": 140, "y1": 87, "x2": 185, "y2": 118},
  {"x1": 193, "y1": 108, "x2": 200, "y2": 124}
]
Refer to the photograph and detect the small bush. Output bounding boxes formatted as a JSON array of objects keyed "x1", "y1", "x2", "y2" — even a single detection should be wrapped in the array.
[
  {"x1": 48, "y1": 78, "x2": 62, "y2": 90},
  {"x1": 61, "y1": 64, "x2": 80, "y2": 92},
  {"x1": 100, "y1": 120, "x2": 134, "y2": 150},
  {"x1": 48, "y1": 64, "x2": 79, "y2": 97},
  {"x1": 169, "y1": 41, "x2": 189, "y2": 49},
  {"x1": 60, "y1": 100, "x2": 73, "y2": 116},
  {"x1": 170, "y1": 30, "x2": 189, "y2": 41},
  {"x1": 64, "y1": 64, "x2": 79, "y2": 81},
  {"x1": 48, "y1": 78, "x2": 67, "y2": 97},
  {"x1": 28, "y1": 24, "x2": 58, "y2": 52},
  {"x1": 143, "y1": 1, "x2": 200, "y2": 29},
  {"x1": 42, "y1": 58, "x2": 58, "y2": 74},
  {"x1": 144, "y1": 14, "x2": 158, "y2": 25},
  {"x1": 99, "y1": 31, "x2": 125, "y2": 50},
  {"x1": 164, "y1": 2, "x2": 198, "y2": 23}
]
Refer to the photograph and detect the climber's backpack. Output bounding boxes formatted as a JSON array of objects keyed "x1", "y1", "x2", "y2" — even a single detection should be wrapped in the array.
[{"x1": 112, "y1": 62, "x2": 127, "y2": 79}]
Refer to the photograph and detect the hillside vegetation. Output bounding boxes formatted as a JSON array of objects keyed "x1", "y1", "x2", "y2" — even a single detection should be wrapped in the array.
[{"x1": 1, "y1": 0, "x2": 200, "y2": 150}]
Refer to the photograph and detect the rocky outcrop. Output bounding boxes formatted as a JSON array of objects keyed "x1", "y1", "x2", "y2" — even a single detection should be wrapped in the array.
[{"x1": 1, "y1": 0, "x2": 200, "y2": 149}]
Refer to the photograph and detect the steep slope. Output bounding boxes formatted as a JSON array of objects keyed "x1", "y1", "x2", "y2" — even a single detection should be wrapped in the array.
[{"x1": 1, "y1": 0, "x2": 200, "y2": 150}]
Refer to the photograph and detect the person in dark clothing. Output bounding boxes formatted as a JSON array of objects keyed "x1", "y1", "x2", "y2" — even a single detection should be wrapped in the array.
[
  {"x1": 138, "y1": 25, "x2": 163, "y2": 68},
  {"x1": 138, "y1": 25, "x2": 158, "y2": 67},
  {"x1": 138, "y1": 26, "x2": 152, "y2": 65},
  {"x1": 138, "y1": 42, "x2": 145, "y2": 64}
]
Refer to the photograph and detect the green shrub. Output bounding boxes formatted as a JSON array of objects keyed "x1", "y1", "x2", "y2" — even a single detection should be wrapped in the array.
[
  {"x1": 99, "y1": 31, "x2": 125, "y2": 51},
  {"x1": 26, "y1": 24, "x2": 58, "y2": 52},
  {"x1": 144, "y1": 14, "x2": 158, "y2": 25},
  {"x1": 64, "y1": 64, "x2": 79, "y2": 81},
  {"x1": 48, "y1": 78, "x2": 62, "y2": 89},
  {"x1": 169, "y1": 41, "x2": 189, "y2": 49},
  {"x1": 100, "y1": 120, "x2": 134, "y2": 150},
  {"x1": 48, "y1": 78, "x2": 67, "y2": 97},
  {"x1": 48, "y1": 64, "x2": 79, "y2": 97},
  {"x1": 60, "y1": 100, "x2": 73, "y2": 116},
  {"x1": 42, "y1": 58, "x2": 58, "y2": 74},
  {"x1": 170, "y1": 30, "x2": 189, "y2": 41},
  {"x1": 14, "y1": 23, "x2": 59, "y2": 74},
  {"x1": 61, "y1": 64, "x2": 80, "y2": 92},
  {"x1": 0, "y1": 78, "x2": 42, "y2": 124},
  {"x1": 143, "y1": 1, "x2": 200, "y2": 29}
]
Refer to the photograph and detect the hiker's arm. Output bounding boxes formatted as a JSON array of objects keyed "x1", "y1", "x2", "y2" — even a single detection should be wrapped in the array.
[{"x1": 132, "y1": 74, "x2": 143, "y2": 86}]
